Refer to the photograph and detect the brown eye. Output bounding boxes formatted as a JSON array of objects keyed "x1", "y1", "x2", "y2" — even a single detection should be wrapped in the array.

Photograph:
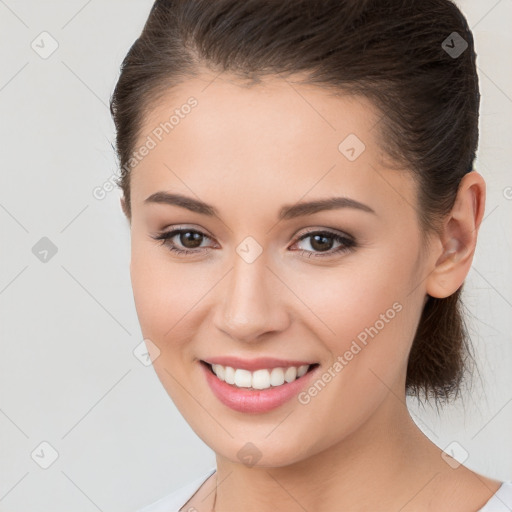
[
  {"x1": 150, "y1": 228, "x2": 214, "y2": 256},
  {"x1": 178, "y1": 230, "x2": 205, "y2": 249},
  {"x1": 308, "y1": 233, "x2": 335, "y2": 252},
  {"x1": 292, "y1": 230, "x2": 356, "y2": 258}
]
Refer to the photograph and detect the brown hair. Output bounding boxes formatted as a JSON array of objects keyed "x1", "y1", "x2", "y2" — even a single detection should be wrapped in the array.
[{"x1": 110, "y1": 0, "x2": 480, "y2": 403}]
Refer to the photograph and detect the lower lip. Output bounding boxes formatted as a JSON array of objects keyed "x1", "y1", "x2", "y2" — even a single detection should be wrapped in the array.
[{"x1": 200, "y1": 361, "x2": 319, "y2": 414}]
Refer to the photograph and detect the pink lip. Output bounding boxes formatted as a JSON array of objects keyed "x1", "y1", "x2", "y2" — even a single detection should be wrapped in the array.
[
  {"x1": 199, "y1": 361, "x2": 319, "y2": 414},
  {"x1": 202, "y1": 356, "x2": 316, "y2": 371}
]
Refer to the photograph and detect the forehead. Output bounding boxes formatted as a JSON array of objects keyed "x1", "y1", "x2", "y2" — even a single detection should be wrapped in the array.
[
  {"x1": 131, "y1": 73, "x2": 416, "y2": 219},
  {"x1": 140, "y1": 72, "x2": 382, "y2": 154}
]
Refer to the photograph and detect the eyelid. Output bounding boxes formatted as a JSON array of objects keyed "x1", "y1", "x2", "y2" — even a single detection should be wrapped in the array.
[
  {"x1": 294, "y1": 226, "x2": 354, "y2": 241},
  {"x1": 159, "y1": 224, "x2": 214, "y2": 238},
  {"x1": 151, "y1": 225, "x2": 357, "y2": 258},
  {"x1": 151, "y1": 225, "x2": 217, "y2": 247},
  {"x1": 154, "y1": 225, "x2": 353, "y2": 244}
]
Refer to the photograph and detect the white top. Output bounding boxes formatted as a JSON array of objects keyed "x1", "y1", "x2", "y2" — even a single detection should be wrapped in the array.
[
  {"x1": 137, "y1": 468, "x2": 512, "y2": 512},
  {"x1": 137, "y1": 468, "x2": 216, "y2": 512}
]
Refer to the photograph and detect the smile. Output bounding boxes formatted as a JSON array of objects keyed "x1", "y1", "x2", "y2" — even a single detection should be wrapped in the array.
[
  {"x1": 199, "y1": 360, "x2": 320, "y2": 413},
  {"x1": 208, "y1": 362, "x2": 312, "y2": 389}
]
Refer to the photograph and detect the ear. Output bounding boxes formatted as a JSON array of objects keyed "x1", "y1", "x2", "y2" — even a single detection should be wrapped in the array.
[
  {"x1": 120, "y1": 195, "x2": 130, "y2": 220},
  {"x1": 425, "y1": 171, "x2": 486, "y2": 299}
]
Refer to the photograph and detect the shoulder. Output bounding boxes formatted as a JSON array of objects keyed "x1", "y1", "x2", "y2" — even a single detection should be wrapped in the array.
[
  {"x1": 478, "y1": 482, "x2": 512, "y2": 512},
  {"x1": 137, "y1": 468, "x2": 216, "y2": 512}
]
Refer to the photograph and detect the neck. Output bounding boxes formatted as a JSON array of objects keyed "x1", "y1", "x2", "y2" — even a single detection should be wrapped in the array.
[{"x1": 212, "y1": 395, "x2": 446, "y2": 512}]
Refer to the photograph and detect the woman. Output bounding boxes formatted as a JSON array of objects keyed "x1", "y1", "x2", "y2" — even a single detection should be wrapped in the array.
[{"x1": 110, "y1": 0, "x2": 512, "y2": 510}]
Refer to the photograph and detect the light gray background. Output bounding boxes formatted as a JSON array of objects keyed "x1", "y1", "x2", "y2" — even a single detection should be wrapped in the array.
[{"x1": 0, "y1": 1, "x2": 510, "y2": 511}]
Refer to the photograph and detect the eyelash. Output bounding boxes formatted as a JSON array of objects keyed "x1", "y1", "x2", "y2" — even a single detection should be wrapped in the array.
[{"x1": 150, "y1": 227, "x2": 357, "y2": 259}]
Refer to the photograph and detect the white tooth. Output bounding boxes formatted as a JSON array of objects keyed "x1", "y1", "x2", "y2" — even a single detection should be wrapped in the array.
[
  {"x1": 224, "y1": 366, "x2": 236, "y2": 385},
  {"x1": 284, "y1": 366, "x2": 297, "y2": 383},
  {"x1": 234, "y1": 369, "x2": 252, "y2": 388},
  {"x1": 213, "y1": 364, "x2": 225, "y2": 381},
  {"x1": 269, "y1": 367, "x2": 285, "y2": 386},
  {"x1": 252, "y1": 369, "x2": 271, "y2": 390},
  {"x1": 297, "y1": 365, "x2": 309, "y2": 377},
  {"x1": 212, "y1": 363, "x2": 309, "y2": 388}
]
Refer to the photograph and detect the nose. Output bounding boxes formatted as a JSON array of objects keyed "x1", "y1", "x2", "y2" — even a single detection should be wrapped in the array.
[{"x1": 213, "y1": 252, "x2": 290, "y2": 343}]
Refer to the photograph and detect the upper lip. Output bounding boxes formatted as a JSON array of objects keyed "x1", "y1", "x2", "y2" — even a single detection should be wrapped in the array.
[{"x1": 201, "y1": 356, "x2": 317, "y2": 371}]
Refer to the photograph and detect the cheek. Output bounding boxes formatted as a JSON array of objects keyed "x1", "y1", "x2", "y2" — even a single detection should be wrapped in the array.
[
  {"x1": 288, "y1": 250, "x2": 421, "y2": 385},
  {"x1": 129, "y1": 243, "x2": 186, "y2": 344},
  {"x1": 130, "y1": 236, "x2": 181, "y2": 312},
  {"x1": 130, "y1": 251, "x2": 162, "y2": 333},
  {"x1": 286, "y1": 257, "x2": 404, "y2": 340},
  {"x1": 289, "y1": 298, "x2": 416, "y2": 453},
  {"x1": 129, "y1": 241, "x2": 218, "y2": 357},
  {"x1": 129, "y1": 248, "x2": 203, "y2": 403}
]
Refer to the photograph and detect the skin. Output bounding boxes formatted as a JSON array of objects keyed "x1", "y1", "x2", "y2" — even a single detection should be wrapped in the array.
[{"x1": 121, "y1": 72, "x2": 500, "y2": 511}]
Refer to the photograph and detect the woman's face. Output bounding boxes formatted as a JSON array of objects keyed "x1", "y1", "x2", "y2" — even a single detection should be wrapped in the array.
[{"x1": 127, "y1": 73, "x2": 436, "y2": 466}]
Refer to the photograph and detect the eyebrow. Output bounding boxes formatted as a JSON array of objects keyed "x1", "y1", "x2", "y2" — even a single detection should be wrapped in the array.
[{"x1": 144, "y1": 192, "x2": 376, "y2": 220}]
